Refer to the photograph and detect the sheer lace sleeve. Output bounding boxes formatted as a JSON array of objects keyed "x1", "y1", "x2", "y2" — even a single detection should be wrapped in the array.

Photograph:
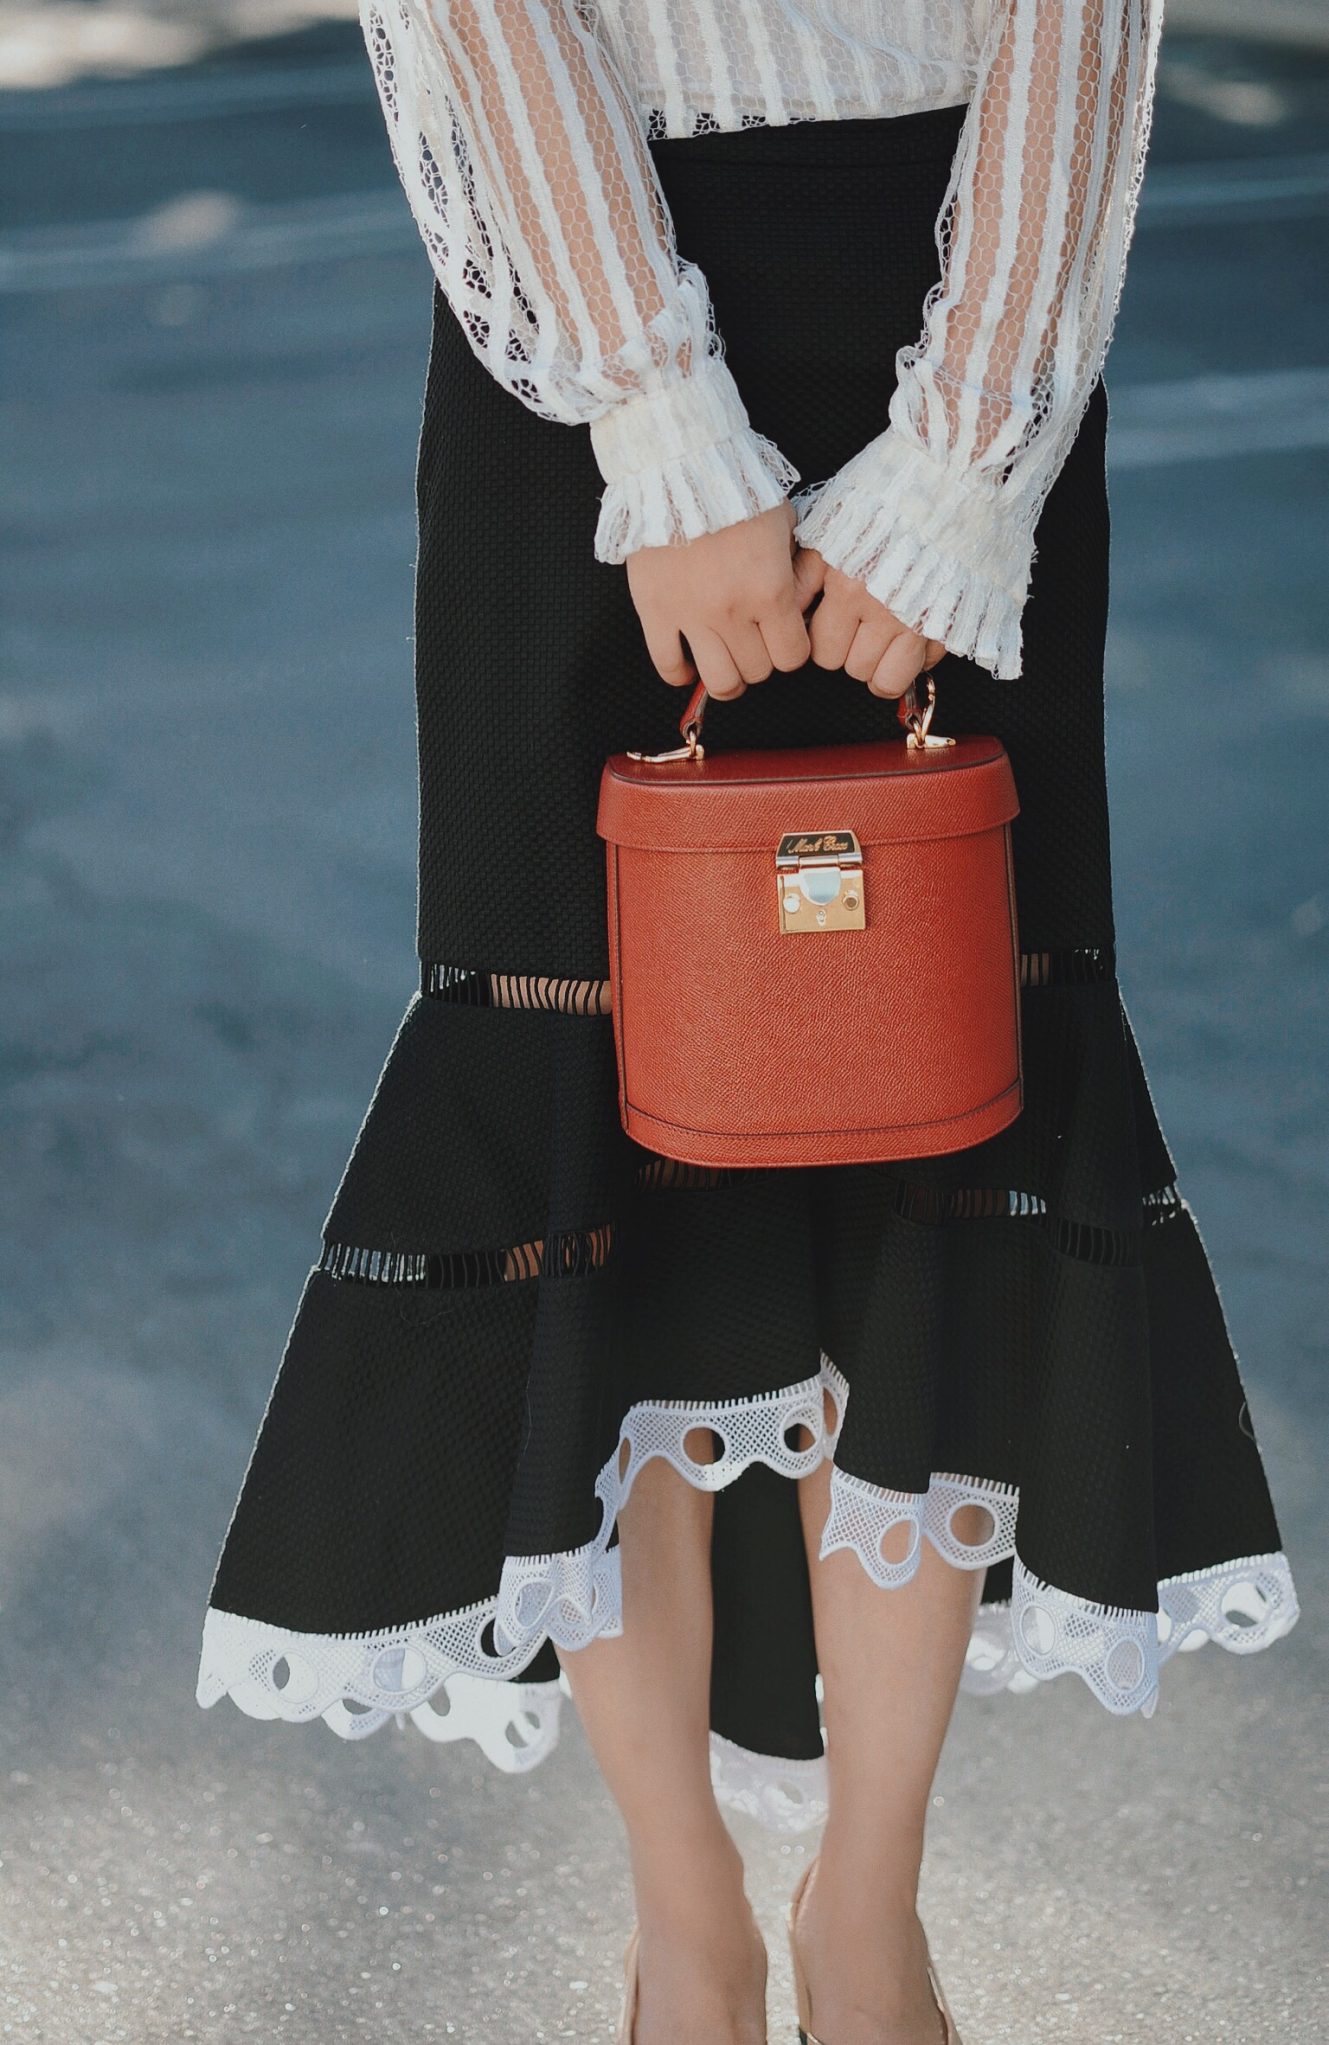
[
  {"x1": 791, "y1": 0, "x2": 1163, "y2": 680},
  {"x1": 360, "y1": 0, "x2": 800, "y2": 562}
]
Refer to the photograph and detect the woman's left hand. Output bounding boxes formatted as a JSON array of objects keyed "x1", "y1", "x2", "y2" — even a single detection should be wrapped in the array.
[{"x1": 795, "y1": 547, "x2": 945, "y2": 697}]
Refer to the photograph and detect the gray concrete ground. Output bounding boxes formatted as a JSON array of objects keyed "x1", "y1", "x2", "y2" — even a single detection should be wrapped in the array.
[{"x1": 1, "y1": 17, "x2": 1326, "y2": 2045}]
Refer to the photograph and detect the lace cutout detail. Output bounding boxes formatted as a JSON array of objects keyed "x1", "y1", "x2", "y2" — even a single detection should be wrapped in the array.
[
  {"x1": 318, "y1": 1187, "x2": 1182, "y2": 1297},
  {"x1": 889, "y1": 1178, "x2": 1184, "y2": 1266},
  {"x1": 496, "y1": 1498, "x2": 624, "y2": 1655},
  {"x1": 492, "y1": 1374, "x2": 830, "y2": 1656},
  {"x1": 319, "y1": 1224, "x2": 613, "y2": 1287},
  {"x1": 1155, "y1": 1554, "x2": 1300, "y2": 1659},
  {"x1": 642, "y1": 108, "x2": 780, "y2": 140},
  {"x1": 199, "y1": 1353, "x2": 1299, "y2": 1826},
  {"x1": 405, "y1": 1670, "x2": 564, "y2": 1765},
  {"x1": 1009, "y1": 1558, "x2": 1165, "y2": 1714},
  {"x1": 820, "y1": 1467, "x2": 1020, "y2": 1589},
  {"x1": 422, "y1": 964, "x2": 611, "y2": 1014},
  {"x1": 197, "y1": 1600, "x2": 554, "y2": 1751},
  {"x1": 790, "y1": 3, "x2": 1163, "y2": 676},
  {"x1": 635, "y1": 1156, "x2": 741, "y2": 1190},
  {"x1": 618, "y1": 1379, "x2": 825, "y2": 1492},
  {"x1": 893, "y1": 1184, "x2": 1050, "y2": 1224},
  {"x1": 962, "y1": 1551, "x2": 1301, "y2": 1719},
  {"x1": 365, "y1": 0, "x2": 1164, "y2": 670},
  {"x1": 1021, "y1": 945, "x2": 1116, "y2": 986},
  {"x1": 483, "y1": 1368, "x2": 829, "y2": 1665},
  {"x1": 363, "y1": 0, "x2": 801, "y2": 568},
  {"x1": 198, "y1": 1611, "x2": 564, "y2": 1775},
  {"x1": 708, "y1": 1732, "x2": 829, "y2": 1833},
  {"x1": 819, "y1": 1356, "x2": 1019, "y2": 1586},
  {"x1": 422, "y1": 948, "x2": 1118, "y2": 1009},
  {"x1": 319, "y1": 1161, "x2": 769, "y2": 1293}
]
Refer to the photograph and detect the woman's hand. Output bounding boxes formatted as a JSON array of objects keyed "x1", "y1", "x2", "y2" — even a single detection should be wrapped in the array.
[
  {"x1": 798, "y1": 547, "x2": 945, "y2": 697},
  {"x1": 626, "y1": 502, "x2": 826, "y2": 699}
]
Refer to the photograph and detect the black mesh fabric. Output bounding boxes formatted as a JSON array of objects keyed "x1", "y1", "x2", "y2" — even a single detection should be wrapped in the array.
[{"x1": 207, "y1": 105, "x2": 1287, "y2": 1762}]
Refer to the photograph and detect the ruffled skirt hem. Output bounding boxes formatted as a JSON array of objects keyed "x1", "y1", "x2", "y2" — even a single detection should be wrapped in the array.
[{"x1": 196, "y1": 1353, "x2": 1299, "y2": 1835}]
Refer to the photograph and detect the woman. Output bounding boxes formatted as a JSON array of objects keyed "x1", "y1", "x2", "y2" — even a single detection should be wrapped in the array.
[{"x1": 196, "y1": 0, "x2": 1301, "y2": 2038}]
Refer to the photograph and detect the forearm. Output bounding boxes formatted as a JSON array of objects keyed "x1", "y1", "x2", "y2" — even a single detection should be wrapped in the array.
[
  {"x1": 362, "y1": 0, "x2": 799, "y2": 557},
  {"x1": 792, "y1": 0, "x2": 1163, "y2": 678}
]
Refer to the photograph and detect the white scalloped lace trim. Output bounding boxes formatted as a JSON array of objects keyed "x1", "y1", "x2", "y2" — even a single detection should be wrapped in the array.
[
  {"x1": 198, "y1": 1352, "x2": 1299, "y2": 1832},
  {"x1": 967, "y1": 1549, "x2": 1298, "y2": 1719}
]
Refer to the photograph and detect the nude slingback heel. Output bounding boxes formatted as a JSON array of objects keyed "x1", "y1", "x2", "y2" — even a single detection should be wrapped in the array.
[
  {"x1": 787, "y1": 1857, "x2": 964, "y2": 2045},
  {"x1": 786, "y1": 1860, "x2": 824, "y2": 2045},
  {"x1": 617, "y1": 1925, "x2": 640, "y2": 2044}
]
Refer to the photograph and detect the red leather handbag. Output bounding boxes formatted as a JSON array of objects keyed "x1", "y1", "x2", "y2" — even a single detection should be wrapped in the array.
[{"x1": 596, "y1": 676, "x2": 1022, "y2": 1168}]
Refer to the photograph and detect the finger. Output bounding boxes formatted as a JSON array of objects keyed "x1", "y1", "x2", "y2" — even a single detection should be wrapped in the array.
[
  {"x1": 725, "y1": 616, "x2": 776, "y2": 686},
  {"x1": 641, "y1": 622, "x2": 697, "y2": 688},
  {"x1": 757, "y1": 593, "x2": 812, "y2": 674},
  {"x1": 807, "y1": 588, "x2": 859, "y2": 672},
  {"x1": 922, "y1": 638, "x2": 946, "y2": 670},
  {"x1": 791, "y1": 546, "x2": 827, "y2": 615},
  {"x1": 869, "y1": 630, "x2": 928, "y2": 699},
  {"x1": 687, "y1": 627, "x2": 745, "y2": 701},
  {"x1": 843, "y1": 618, "x2": 896, "y2": 685}
]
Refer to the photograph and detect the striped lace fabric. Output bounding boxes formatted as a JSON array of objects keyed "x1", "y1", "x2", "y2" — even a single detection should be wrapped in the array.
[{"x1": 359, "y1": 0, "x2": 1162, "y2": 678}]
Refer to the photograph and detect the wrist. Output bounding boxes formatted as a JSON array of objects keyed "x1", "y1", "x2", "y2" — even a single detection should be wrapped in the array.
[{"x1": 591, "y1": 363, "x2": 800, "y2": 565}]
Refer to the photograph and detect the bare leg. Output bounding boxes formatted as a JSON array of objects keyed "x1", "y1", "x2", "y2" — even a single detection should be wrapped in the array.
[
  {"x1": 556, "y1": 1448, "x2": 767, "y2": 2044},
  {"x1": 794, "y1": 1455, "x2": 986, "y2": 2044}
]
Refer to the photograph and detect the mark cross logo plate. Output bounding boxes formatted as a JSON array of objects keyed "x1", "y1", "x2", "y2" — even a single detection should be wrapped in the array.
[{"x1": 775, "y1": 829, "x2": 866, "y2": 934}]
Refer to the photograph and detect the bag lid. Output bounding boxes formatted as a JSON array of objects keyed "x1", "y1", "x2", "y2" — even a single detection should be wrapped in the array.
[{"x1": 598, "y1": 734, "x2": 1017, "y2": 853}]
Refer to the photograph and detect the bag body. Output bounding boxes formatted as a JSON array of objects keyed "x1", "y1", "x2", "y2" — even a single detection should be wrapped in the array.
[{"x1": 597, "y1": 709, "x2": 1023, "y2": 1167}]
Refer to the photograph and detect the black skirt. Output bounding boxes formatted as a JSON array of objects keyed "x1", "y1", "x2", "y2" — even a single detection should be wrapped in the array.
[{"x1": 197, "y1": 104, "x2": 1298, "y2": 1828}]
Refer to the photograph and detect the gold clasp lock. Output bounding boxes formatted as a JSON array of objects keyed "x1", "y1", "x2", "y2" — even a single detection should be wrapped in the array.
[{"x1": 776, "y1": 830, "x2": 866, "y2": 933}]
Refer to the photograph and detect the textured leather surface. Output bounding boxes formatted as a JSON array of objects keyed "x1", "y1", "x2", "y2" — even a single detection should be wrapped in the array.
[
  {"x1": 599, "y1": 735, "x2": 1022, "y2": 1167},
  {"x1": 598, "y1": 735, "x2": 1018, "y2": 851}
]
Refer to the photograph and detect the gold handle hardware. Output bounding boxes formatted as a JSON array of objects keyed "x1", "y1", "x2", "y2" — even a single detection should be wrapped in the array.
[
  {"x1": 627, "y1": 681, "x2": 707, "y2": 762},
  {"x1": 902, "y1": 674, "x2": 956, "y2": 751},
  {"x1": 626, "y1": 731, "x2": 704, "y2": 762},
  {"x1": 776, "y1": 830, "x2": 866, "y2": 933},
  {"x1": 630, "y1": 674, "x2": 952, "y2": 764}
]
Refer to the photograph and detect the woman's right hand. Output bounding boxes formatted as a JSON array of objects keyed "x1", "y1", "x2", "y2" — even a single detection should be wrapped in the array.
[{"x1": 625, "y1": 501, "x2": 826, "y2": 699}]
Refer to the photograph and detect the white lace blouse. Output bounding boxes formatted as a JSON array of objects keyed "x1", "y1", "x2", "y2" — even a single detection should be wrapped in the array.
[{"x1": 360, "y1": 0, "x2": 1162, "y2": 678}]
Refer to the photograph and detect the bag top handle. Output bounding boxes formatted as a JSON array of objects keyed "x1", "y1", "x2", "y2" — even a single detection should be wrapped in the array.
[{"x1": 669, "y1": 672, "x2": 951, "y2": 759}]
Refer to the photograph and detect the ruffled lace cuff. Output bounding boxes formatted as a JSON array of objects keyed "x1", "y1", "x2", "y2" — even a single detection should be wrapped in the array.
[
  {"x1": 790, "y1": 430, "x2": 1037, "y2": 681},
  {"x1": 590, "y1": 355, "x2": 801, "y2": 564}
]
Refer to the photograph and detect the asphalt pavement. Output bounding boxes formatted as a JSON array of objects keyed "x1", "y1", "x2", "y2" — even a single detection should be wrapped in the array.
[{"x1": 1, "y1": 19, "x2": 1326, "y2": 2044}]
